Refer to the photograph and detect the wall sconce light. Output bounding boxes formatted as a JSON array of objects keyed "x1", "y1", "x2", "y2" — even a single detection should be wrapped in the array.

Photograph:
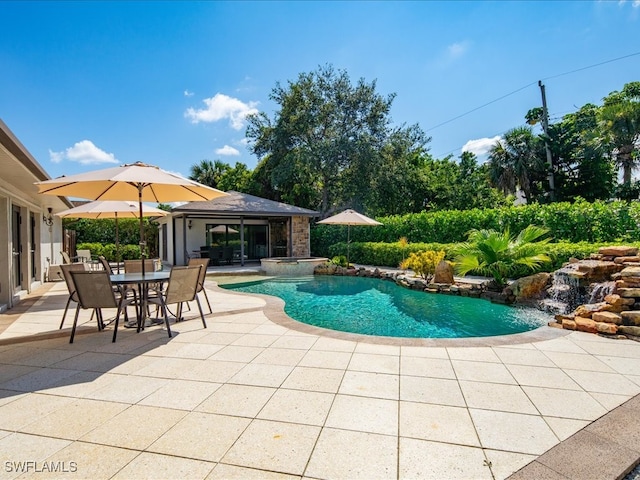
[
  {"x1": 43, "y1": 207, "x2": 54, "y2": 227},
  {"x1": 188, "y1": 220, "x2": 192, "y2": 230}
]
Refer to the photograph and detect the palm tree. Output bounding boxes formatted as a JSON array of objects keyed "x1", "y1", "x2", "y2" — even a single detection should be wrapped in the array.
[
  {"x1": 454, "y1": 225, "x2": 551, "y2": 289},
  {"x1": 599, "y1": 82, "x2": 640, "y2": 186},
  {"x1": 487, "y1": 127, "x2": 541, "y2": 203},
  {"x1": 189, "y1": 160, "x2": 230, "y2": 188}
]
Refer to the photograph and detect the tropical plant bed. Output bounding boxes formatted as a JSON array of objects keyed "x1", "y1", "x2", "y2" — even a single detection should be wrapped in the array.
[{"x1": 314, "y1": 263, "x2": 496, "y2": 302}]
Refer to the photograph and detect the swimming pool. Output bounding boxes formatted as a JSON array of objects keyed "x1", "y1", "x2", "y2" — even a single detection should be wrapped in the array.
[{"x1": 221, "y1": 275, "x2": 551, "y2": 338}]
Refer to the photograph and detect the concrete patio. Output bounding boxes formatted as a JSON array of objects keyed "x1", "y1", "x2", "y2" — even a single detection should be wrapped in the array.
[{"x1": 0, "y1": 275, "x2": 639, "y2": 479}]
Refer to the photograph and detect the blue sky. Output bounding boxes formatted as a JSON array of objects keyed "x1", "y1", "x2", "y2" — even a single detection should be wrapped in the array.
[{"x1": 2, "y1": 1, "x2": 639, "y2": 181}]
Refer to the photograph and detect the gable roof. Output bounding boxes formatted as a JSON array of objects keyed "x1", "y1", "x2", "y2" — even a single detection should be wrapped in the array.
[{"x1": 171, "y1": 191, "x2": 319, "y2": 217}]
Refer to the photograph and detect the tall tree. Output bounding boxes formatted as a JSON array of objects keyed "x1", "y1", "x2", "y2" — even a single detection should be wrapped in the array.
[
  {"x1": 487, "y1": 127, "x2": 544, "y2": 203},
  {"x1": 599, "y1": 81, "x2": 640, "y2": 186},
  {"x1": 217, "y1": 162, "x2": 253, "y2": 192},
  {"x1": 547, "y1": 104, "x2": 615, "y2": 201},
  {"x1": 246, "y1": 64, "x2": 427, "y2": 216}
]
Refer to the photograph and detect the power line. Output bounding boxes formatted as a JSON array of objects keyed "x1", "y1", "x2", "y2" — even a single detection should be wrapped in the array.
[
  {"x1": 425, "y1": 51, "x2": 640, "y2": 134},
  {"x1": 541, "y1": 51, "x2": 640, "y2": 82},
  {"x1": 429, "y1": 50, "x2": 640, "y2": 158},
  {"x1": 424, "y1": 82, "x2": 537, "y2": 133}
]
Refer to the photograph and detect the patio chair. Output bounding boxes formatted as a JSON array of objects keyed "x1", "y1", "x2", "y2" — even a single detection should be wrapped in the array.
[
  {"x1": 147, "y1": 265, "x2": 206, "y2": 338},
  {"x1": 68, "y1": 270, "x2": 127, "y2": 343},
  {"x1": 222, "y1": 246, "x2": 234, "y2": 264},
  {"x1": 99, "y1": 255, "x2": 138, "y2": 312},
  {"x1": 123, "y1": 259, "x2": 157, "y2": 273},
  {"x1": 76, "y1": 249, "x2": 91, "y2": 263},
  {"x1": 98, "y1": 255, "x2": 113, "y2": 274},
  {"x1": 60, "y1": 251, "x2": 82, "y2": 264},
  {"x1": 188, "y1": 257, "x2": 212, "y2": 313},
  {"x1": 59, "y1": 263, "x2": 89, "y2": 329}
]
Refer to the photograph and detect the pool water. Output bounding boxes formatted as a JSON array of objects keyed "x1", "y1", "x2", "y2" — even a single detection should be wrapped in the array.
[{"x1": 221, "y1": 276, "x2": 551, "y2": 338}]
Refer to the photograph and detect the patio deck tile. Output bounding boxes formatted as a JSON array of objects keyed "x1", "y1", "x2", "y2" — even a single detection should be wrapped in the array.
[
  {"x1": 399, "y1": 356, "x2": 456, "y2": 379},
  {"x1": 400, "y1": 375, "x2": 465, "y2": 407},
  {"x1": 348, "y1": 352, "x2": 400, "y2": 375},
  {"x1": 2, "y1": 279, "x2": 640, "y2": 480},
  {"x1": 305, "y1": 428, "x2": 397, "y2": 480},
  {"x1": 298, "y1": 349, "x2": 352, "y2": 370},
  {"x1": 281, "y1": 366, "x2": 345, "y2": 393},
  {"x1": 505, "y1": 364, "x2": 582, "y2": 390},
  {"x1": 0, "y1": 393, "x2": 73, "y2": 430},
  {"x1": 206, "y1": 463, "x2": 299, "y2": 479},
  {"x1": 252, "y1": 347, "x2": 307, "y2": 366},
  {"x1": 521, "y1": 386, "x2": 608, "y2": 420},
  {"x1": 229, "y1": 363, "x2": 294, "y2": 388},
  {"x1": 470, "y1": 409, "x2": 560, "y2": 455},
  {"x1": 111, "y1": 452, "x2": 214, "y2": 480},
  {"x1": 195, "y1": 384, "x2": 275, "y2": 417},
  {"x1": 137, "y1": 378, "x2": 222, "y2": 411},
  {"x1": 19, "y1": 397, "x2": 128, "y2": 440},
  {"x1": 399, "y1": 401, "x2": 480, "y2": 447},
  {"x1": 398, "y1": 437, "x2": 492, "y2": 480},
  {"x1": 148, "y1": 411, "x2": 250, "y2": 462},
  {"x1": 451, "y1": 359, "x2": 518, "y2": 384},
  {"x1": 79, "y1": 404, "x2": 187, "y2": 450},
  {"x1": 221, "y1": 419, "x2": 320, "y2": 476},
  {"x1": 339, "y1": 370, "x2": 399, "y2": 400},
  {"x1": 325, "y1": 394, "x2": 397, "y2": 435},
  {"x1": 257, "y1": 388, "x2": 334, "y2": 426},
  {"x1": 459, "y1": 381, "x2": 538, "y2": 415},
  {"x1": 563, "y1": 368, "x2": 640, "y2": 396}
]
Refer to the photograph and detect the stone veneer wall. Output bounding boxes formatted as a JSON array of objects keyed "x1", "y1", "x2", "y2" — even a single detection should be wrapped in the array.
[{"x1": 291, "y1": 216, "x2": 310, "y2": 257}]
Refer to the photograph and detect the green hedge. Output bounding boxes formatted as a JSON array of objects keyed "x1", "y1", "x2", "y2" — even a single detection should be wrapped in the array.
[
  {"x1": 311, "y1": 199, "x2": 640, "y2": 256},
  {"x1": 76, "y1": 242, "x2": 143, "y2": 262},
  {"x1": 328, "y1": 240, "x2": 640, "y2": 277}
]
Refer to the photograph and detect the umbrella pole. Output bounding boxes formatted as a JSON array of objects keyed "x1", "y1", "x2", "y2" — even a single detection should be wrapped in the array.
[
  {"x1": 138, "y1": 185, "x2": 146, "y2": 276},
  {"x1": 347, "y1": 225, "x2": 350, "y2": 267},
  {"x1": 115, "y1": 213, "x2": 120, "y2": 274}
]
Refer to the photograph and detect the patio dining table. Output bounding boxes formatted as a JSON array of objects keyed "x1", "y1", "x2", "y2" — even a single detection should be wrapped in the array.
[{"x1": 110, "y1": 271, "x2": 170, "y2": 331}]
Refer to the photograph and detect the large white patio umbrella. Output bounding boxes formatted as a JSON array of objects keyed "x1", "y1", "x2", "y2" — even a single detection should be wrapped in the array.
[
  {"x1": 317, "y1": 209, "x2": 382, "y2": 266},
  {"x1": 56, "y1": 200, "x2": 169, "y2": 273},
  {"x1": 36, "y1": 162, "x2": 227, "y2": 276}
]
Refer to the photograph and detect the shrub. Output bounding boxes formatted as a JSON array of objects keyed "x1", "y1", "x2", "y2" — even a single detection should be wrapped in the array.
[
  {"x1": 453, "y1": 225, "x2": 552, "y2": 288},
  {"x1": 331, "y1": 255, "x2": 349, "y2": 268},
  {"x1": 400, "y1": 250, "x2": 446, "y2": 281}
]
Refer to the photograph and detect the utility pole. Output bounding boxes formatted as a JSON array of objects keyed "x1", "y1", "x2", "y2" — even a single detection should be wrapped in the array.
[{"x1": 538, "y1": 80, "x2": 555, "y2": 201}]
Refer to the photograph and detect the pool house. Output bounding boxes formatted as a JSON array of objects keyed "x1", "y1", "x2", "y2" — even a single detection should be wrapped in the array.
[{"x1": 158, "y1": 191, "x2": 318, "y2": 266}]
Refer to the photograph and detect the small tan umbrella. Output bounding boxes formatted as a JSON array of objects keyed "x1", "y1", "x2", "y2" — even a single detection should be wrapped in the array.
[
  {"x1": 56, "y1": 200, "x2": 169, "y2": 273},
  {"x1": 36, "y1": 161, "x2": 227, "y2": 276},
  {"x1": 208, "y1": 225, "x2": 239, "y2": 234},
  {"x1": 318, "y1": 209, "x2": 382, "y2": 266}
]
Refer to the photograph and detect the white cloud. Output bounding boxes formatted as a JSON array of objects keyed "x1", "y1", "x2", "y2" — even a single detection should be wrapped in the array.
[
  {"x1": 447, "y1": 41, "x2": 470, "y2": 60},
  {"x1": 462, "y1": 136, "x2": 501, "y2": 156},
  {"x1": 185, "y1": 93, "x2": 259, "y2": 130},
  {"x1": 215, "y1": 145, "x2": 240, "y2": 156},
  {"x1": 184, "y1": 90, "x2": 194, "y2": 97},
  {"x1": 49, "y1": 140, "x2": 119, "y2": 165}
]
